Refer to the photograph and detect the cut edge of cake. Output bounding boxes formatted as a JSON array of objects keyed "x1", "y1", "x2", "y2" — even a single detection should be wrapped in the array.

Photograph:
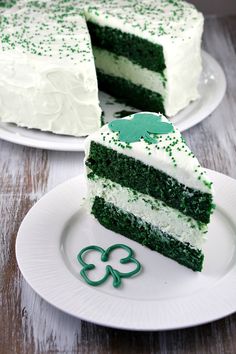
[{"x1": 85, "y1": 0, "x2": 204, "y2": 117}]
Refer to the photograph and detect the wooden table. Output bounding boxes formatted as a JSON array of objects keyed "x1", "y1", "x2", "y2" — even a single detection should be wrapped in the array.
[{"x1": 1, "y1": 15, "x2": 236, "y2": 354}]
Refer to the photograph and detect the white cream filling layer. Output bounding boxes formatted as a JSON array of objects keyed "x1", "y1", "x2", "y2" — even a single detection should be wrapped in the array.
[
  {"x1": 92, "y1": 42, "x2": 202, "y2": 117},
  {"x1": 87, "y1": 175, "x2": 207, "y2": 250},
  {"x1": 93, "y1": 47, "x2": 166, "y2": 97}
]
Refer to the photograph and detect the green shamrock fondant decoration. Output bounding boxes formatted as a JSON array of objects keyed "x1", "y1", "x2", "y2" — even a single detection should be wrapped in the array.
[
  {"x1": 77, "y1": 244, "x2": 142, "y2": 288},
  {"x1": 108, "y1": 112, "x2": 174, "y2": 144}
]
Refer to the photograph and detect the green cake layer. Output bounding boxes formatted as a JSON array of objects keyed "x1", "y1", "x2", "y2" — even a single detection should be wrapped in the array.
[
  {"x1": 0, "y1": 0, "x2": 16, "y2": 8},
  {"x1": 86, "y1": 141, "x2": 213, "y2": 224},
  {"x1": 97, "y1": 70, "x2": 165, "y2": 114},
  {"x1": 87, "y1": 21, "x2": 165, "y2": 73},
  {"x1": 92, "y1": 196, "x2": 204, "y2": 271}
]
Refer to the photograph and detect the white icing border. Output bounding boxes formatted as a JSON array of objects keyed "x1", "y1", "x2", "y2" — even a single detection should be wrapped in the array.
[{"x1": 87, "y1": 175, "x2": 207, "y2": 250}]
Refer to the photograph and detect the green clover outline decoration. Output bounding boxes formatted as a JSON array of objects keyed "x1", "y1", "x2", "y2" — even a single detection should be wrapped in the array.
[
  {"x1": 108, "y1": 112, "x2": 174, "y2": 144},
  {"x1": 77, "y1": 244, "x2": 142, "y2": 288}
]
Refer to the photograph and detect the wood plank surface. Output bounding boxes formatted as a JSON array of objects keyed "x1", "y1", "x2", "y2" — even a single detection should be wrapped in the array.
[{"x1": 0, "y1": 15, "x2": 236, "y2": 354}]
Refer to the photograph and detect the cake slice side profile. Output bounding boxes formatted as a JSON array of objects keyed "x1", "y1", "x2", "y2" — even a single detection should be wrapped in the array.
[{"x1": 84, "y1": 112, "x2": 214, "y2": 271}]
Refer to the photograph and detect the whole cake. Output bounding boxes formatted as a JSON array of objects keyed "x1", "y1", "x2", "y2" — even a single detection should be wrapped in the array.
[
  {"x1": 84, "y1": 112, "x2": 214, "y2": 271},
  {"x1": 0, "y1": 0, "x2": 203, "y2": 136}
]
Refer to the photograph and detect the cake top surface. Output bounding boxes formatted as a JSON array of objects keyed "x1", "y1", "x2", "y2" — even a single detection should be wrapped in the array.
[
  {"x1": 0, "y1": 0, "x2": 93, "y2": 65},
  {"x1": 85, "y1": 0, "x2": 203, "y2": 45},
  {"x1": 0, "y1": 0, "x2": 202, "y2": 62},
  {"x1": 85, "y1": 112, "x2": 212, "y2": 193}
]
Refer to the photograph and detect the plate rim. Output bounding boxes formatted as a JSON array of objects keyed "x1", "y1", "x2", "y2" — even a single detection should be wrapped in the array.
[
  {"x1": 15, "y1": 169, "x2": 236, "y2": 331},
  {"x1": 0, "y1": 51, "x2": 226, "y2": 152}
]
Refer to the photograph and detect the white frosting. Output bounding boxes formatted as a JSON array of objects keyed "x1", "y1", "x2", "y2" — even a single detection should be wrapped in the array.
[
  {"x1": 0, "y1": 52, "x2": 101, "y2": 136},
  {"x1": 163, "y1": 24, "x2": 203, "y2": 116},
  {"x1": 85, "y1": 112, "x2": 212, "y2": 193},
  {"x1": 85, "y1": 0, "x2": 204, "y2": 116},
  {"x1": 87, "y1": 175, "x2": 207, "y2": 250},
  {"x1": 0, "y1": 2, "x2": 101, "y2": 137},
  {"x1": 93, "y1": 47, "x2": 166, "y2": 97}
]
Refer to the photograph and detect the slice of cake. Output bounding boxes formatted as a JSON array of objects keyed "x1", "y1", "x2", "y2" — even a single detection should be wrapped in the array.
[
  {"x1": 85, "y1": 0, "x2": 203, "y2": 116},
  {"x1": 84, "y1": 112, "x2": 214, "y2": 271},
  {"x1": 0, "y1": 0, "x2": 101, "y2": 136}
]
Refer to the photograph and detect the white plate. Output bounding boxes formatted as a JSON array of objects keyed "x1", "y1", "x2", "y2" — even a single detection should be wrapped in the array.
[
  {"x1": 16, "y1": 170, "x2": 236, "y2": 331},
  {"x1": 0, "y1": 51, "x2": 226, "y2": 151}
]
